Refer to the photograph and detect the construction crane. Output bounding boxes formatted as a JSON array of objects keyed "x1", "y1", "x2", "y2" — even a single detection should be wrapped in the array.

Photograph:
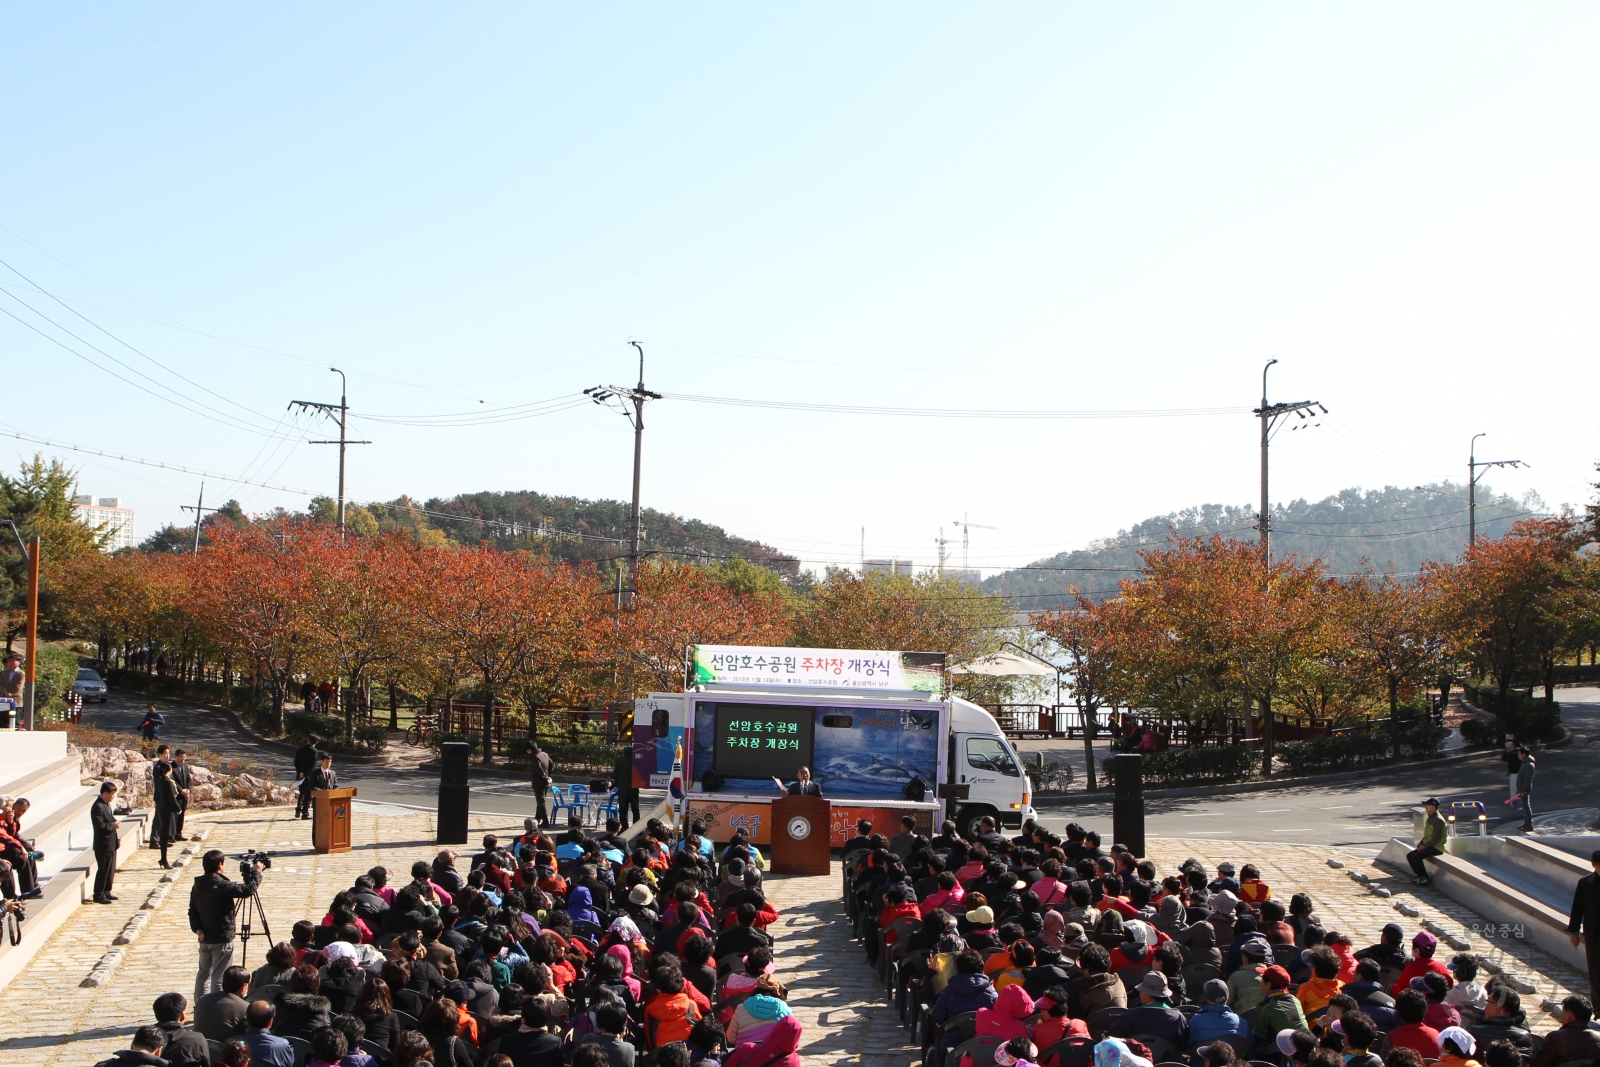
[
  {"x1": 935, "y1": 527, "x2": 956, "y2": 574},
  {"x1": 951, "y1": 514, "x2": 997, "y2": 574}
]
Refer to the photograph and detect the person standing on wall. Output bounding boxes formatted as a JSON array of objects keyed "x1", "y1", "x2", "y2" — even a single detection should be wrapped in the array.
[
  {"x1": 529, "y1": 741, "x2": 553, "y2": 828},
  {"x1": 91, "y1": 780, "x2": 120, "y2": 904},
  {"x1": 171, "y1": 749, "x2": 193, "y2": 841},
  {"x1": 1569, "y1": 850, "x2": 1600, "y2": 1006},
  {"x1": 293, "y1": 734, "x2": 321, "y2": 820}
]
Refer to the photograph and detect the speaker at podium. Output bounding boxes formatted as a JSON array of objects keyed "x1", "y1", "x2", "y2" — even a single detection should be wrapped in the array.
[{"x1": 770, "y1": 794, "x2": 830, "y2": 875}]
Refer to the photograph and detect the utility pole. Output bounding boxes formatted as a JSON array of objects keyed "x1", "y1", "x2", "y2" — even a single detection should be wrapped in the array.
[
  {"x1": 585, "y1": 342, "x2": 661, "y2": 594},
  {"x1": 4, "y1": 522, "x2": 38, "y2": 730},
  {"x1": 952, "y1": 513, "x2": 997, "y2": 574},
  {"x1": 179, "y1": 483, "x2": 224, "y2": 554},
  {"x1": 292, "y1": 367, "x2": 371, "y2": 535},
  {"x1": 1468, "y1": 433, "x2": 1525, "y2": 549},
  {"x1": 1253, "y1": 359, "x2": 1326, "y2": 564}
]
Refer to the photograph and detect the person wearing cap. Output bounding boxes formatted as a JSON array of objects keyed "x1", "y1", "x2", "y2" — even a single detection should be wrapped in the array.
[
  {"x1": 964, "y1": 905, "x2": 1002, "y2": 952},
  {"x1": 1435, "y1": 1025, "x2": 1482, "y2": 1067},
  {"x1": 1393, "y1": 930, "x2": 1452, "y2": 995},
  {"x1": 1414, "y1": 972, "x2": 1461, "y2": 1031},
  {"x1": 1408, "y1": 798, "x2": 1449, "y2": 885},
  {"x1": 1109, "y1": 969, "x2": 1189, "y2": 1044},
  {"x1": 1355, "y1": 922, "x2": 1408, "y2": 970},
  {"x1": 1253, "y1": 965, "x2": 1307, "y2": 1044},
  {"x1": 1567, "y1": 850, "x2": 1600, "y2": 1004},
  {"x1": 1227, "y1": 938, "x2": 1271, "y2": 1014},
  {"x1": 1275, "y1": 1028, "x2": 1319, "y2": 1067},
  {"x1": 1209, "y1": 862, "x2": 1240, "y2": 895},
  {"x1": 1189, "y1": 977, "x2": 1251, "y2": 1051}
]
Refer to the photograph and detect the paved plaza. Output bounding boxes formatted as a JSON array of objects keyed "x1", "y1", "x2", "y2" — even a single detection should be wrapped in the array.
[{"x1": 0, "y1": 806, "x2": 1587, "y2": 1067}]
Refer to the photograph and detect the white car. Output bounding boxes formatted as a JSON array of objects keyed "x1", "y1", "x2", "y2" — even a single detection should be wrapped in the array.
[{"x1": 73, "y1": 668, "x2": 108, "y2": 703}]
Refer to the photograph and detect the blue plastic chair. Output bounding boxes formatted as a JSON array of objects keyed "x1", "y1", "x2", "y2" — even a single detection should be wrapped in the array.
[
  {"x1": 594, "y1": 789, "x2": 620, "y2": 823},
  {"x1": 548, "y1": 785, "x2": 573, "y2": 822},
  {"x1": 568, "y1": 784, "x2": 592, "y2": 825}
]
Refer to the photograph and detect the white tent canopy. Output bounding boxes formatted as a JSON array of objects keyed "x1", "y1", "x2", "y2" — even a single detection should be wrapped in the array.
[{"x1": 949, "y1": 652, "x2": 1057, "y2": 677}]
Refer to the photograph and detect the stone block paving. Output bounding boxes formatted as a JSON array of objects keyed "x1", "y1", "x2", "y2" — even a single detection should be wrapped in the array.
[
  {"x1": 1146, "y1": 838, "x2": 1587, "y2": 1020},
  {"x1": 1, "y1": 814, "x2": 1586, "y2": 1067}
]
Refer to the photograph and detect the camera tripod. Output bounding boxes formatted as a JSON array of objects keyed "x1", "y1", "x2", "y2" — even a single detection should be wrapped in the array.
[{"x1": 233, "y1": 886, "x2": 273, "y2": 966}]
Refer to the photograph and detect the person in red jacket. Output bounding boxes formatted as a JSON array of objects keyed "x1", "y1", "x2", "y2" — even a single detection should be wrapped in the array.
[
  {"x1": 1392, "y1": 930, "x2": 1453, "y2": 995},
  {"x1": 878, "y1": 885, "x2": 923, "y2": 946}
]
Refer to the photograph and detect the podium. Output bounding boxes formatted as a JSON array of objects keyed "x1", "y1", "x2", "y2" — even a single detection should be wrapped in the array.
[
  {"x1": 313, "y1": 787, "x2": 358, "y2": 854},
  {"x1": 771, "y1": 794, "x2": 830, "y2": 875}
]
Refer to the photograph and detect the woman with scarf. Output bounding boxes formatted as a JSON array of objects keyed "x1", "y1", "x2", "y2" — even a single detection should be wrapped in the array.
[
  {"x1": 726, "y1": 973, "x2": 792, "y2": 1046},
  {"x1": 724, "y1": 1013, "x2": 802, "y2": 1067}
]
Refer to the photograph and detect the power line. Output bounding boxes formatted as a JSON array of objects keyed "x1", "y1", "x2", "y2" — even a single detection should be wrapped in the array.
[
  {"x1": 662, "y1": 392, "x2": 1250, "y2": 419},
  {"x1": 0, "y1": 425, "x2": 313, "y2": 493}
]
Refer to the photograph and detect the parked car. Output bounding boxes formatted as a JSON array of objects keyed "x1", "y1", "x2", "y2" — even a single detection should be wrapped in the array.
[{"x1": 73, "y1": 668, "x2": 108, "y2": 703}]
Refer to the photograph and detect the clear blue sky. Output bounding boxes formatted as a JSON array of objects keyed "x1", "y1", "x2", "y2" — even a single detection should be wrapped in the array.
[{"x1": 4, "y1": 5, "x2": 1597, "y2": 573}]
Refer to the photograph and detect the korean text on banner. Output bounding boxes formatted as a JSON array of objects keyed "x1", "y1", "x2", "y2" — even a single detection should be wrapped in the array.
[{"x1": 691, "y1": 645, "x2": 945, "y2": 695}]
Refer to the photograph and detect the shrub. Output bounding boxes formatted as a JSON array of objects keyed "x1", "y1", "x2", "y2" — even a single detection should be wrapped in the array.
[
  {"x1": 1103, "y1": 744, "x2": 1255, "y2": 787},
  {"x1": 1458, "y1": 692, "x2": 1561, "y2": 746},
  {"x1": 430, "y1": 730, "x2": 482, "y2": 753},
  {"x1": 280, "y1": 710, "x2": 385, "y2": 754},
  {"x1": 1278, "y1": 731, "x2": 1393, "y2": 775}
]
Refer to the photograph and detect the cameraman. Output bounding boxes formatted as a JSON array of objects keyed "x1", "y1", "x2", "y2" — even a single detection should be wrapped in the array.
[{"x1": 188, "y1": 849, "x2": 262, "y2": 1002}]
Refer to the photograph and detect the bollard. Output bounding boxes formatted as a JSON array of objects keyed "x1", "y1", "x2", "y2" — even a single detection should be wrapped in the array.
[{"x1": 1113, "y1": 753, "x2": 1145, "y2": 857}]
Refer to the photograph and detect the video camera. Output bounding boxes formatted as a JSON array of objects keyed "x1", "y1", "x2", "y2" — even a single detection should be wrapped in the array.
[{"x1": 238, "y1": 849, "x2": 274, "y2": 872}]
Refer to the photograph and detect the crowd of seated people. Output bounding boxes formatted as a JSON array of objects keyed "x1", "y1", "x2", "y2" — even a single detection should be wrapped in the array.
[
  {"x1": 98, "y1": 816, "x2": 803, "y2": 1067},
  {"x1": 845, "y1": 812, "x2": 1598, "y2": 1067}
]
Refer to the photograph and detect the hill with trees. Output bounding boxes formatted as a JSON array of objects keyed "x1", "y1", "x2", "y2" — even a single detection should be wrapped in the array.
[
  {"x1": 983, "y1": 482, "x2": 1539, "y2": 609},
  {"x1": 143, "y1": 488, "x2": 802, "y2": 581}
]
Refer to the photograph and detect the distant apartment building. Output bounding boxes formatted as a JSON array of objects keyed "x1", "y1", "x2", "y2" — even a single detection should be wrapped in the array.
[
  {"x1": 944, "y1": 568, "x2": 981, "y2": 586},
  {"x1": 863, "y1": 558, "x2": 914, "y2": 576},
  {"x1": 72, "y1": 495, "x2": 137, "y2": 551}
]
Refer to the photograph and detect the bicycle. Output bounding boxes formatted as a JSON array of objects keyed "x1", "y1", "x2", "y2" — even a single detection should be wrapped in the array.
[
  {"x1": 404, "y1": 712, "x2": 438, "y2": 748},
  {"x1": 3, "y1": 898, "x2": 25, "y2": 946}
]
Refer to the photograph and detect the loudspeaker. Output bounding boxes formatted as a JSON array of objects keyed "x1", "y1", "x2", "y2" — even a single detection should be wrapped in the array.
[
  {"x1": 437, "y1": 786, "x2": 469, "y2": 844},
  {"x1": 440, "y1": 742, "x2": 470, "y2": 788},
  {"x1": 1111, "y1": 753, "x2": 1145, "y2": 857}
]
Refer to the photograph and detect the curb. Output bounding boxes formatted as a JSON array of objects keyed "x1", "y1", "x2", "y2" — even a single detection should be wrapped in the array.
[{"x1": 110, "y1": 687, "x2": 399, "y2": 766}]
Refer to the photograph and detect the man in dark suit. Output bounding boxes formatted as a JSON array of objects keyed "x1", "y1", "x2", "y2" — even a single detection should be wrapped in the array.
[
  {"x1": 293, "y1": 735, "x2": 321, "y2": 819},
  {"x1": 171, "y1": 749, "x2": 194, "y2": 840},
  {"x1": 1568, "y1": 850, "x2": 1600, "y2": 1003},
  {"x1": 309, "y1": 752, "x2": 337, "y2": 791},
  {"x1": 91, "y1": 780, "x2": 120, "y2": 904},
  {"x1": 778, "y1": 765, "x2": 824, "y2": 797}
]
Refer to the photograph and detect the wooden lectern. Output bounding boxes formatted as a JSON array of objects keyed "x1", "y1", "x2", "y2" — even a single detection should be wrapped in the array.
[
  {"x1": 313, "y1": 787, "x2": 358, "y2": 854},
  {"x1": 770, "y1": 794, "x2": 830, "y2": 875}
]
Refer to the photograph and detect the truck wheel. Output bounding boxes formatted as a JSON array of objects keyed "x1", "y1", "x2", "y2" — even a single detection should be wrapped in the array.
[{"x1": 955, "y1": 804, "x2": 998, "y2": 840}]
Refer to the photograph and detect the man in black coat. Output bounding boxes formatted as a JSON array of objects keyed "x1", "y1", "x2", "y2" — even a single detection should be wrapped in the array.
[
  {"x1": 152, "y1": 991, "x2": 212, "y2": 1067},
  {"x1": 1569, "y1": 850, "x2": 1600, "y2": 1003},
  {"x1": 171, "y1": 750, "x2": 194, "y2": 840},
  {"x1": 611, "y1": 746, "x2": 639, "y2": 830},
  {"x1": 528, "y1": 742, "x2": 553, "y2": 827},
  {"x1": 293, "y1": 735, "x2": 321, "y2": 819},
  {"x1": 95, "y1": 1025, "x2": 170, "y2": 1067},
  {"x1": 189, "y1": 850, "x2": 262, "y2": 1002},
  {"x1": 308, "y1": 752, "x2": 337, "y2": 792},
  {"x1": 496, "y1": 1000, "x2": 563, "y2": 1067},
  {"x1": 712, "y1": 902, "x2": 773, "y2": 959},
  {"x1": 92, "y1": 780, "x2": 121, "y2": 904}
]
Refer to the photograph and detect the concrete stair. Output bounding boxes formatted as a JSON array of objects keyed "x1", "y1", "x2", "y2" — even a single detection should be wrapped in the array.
[{"x1": 0, "y1": 731, "x2": 149, "y2": 993}]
